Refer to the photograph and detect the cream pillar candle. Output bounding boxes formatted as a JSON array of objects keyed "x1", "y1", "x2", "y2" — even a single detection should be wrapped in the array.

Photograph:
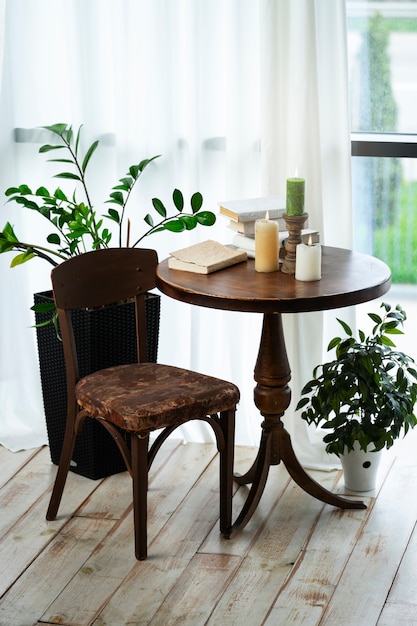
[
  {"x1": 255, "y1": 212, "x2": 279, "y2": 272},
  {"x1": 295, "y1": 236, "x2": 321, "y2": 281}
]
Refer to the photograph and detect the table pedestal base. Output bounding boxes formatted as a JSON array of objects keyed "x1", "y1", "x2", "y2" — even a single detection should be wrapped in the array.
[{"x1": 231, "y1": 312, "x2": 366, "y2": 534}]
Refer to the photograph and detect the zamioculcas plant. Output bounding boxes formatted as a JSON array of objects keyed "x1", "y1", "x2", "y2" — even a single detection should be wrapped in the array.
[{"x1": 0, "y1": 123, "x2": 216, "y2": 324}]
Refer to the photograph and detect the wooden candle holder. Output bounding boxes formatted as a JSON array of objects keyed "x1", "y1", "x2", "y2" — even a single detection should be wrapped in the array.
[{"x1": 281, "y1": 212, "x2": 309, "y2": 275}]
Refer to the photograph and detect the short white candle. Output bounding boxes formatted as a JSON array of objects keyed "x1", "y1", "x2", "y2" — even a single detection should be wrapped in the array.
[
  {"x1": 255, "y1": 212, "x2": 279, "y2": 273},
  {"x1": 295, "y1": 235, "x2": 321, "y2": 281}
]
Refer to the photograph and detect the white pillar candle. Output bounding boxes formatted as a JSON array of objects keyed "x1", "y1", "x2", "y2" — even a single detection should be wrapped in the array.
[
  {"x1": 295, "y1": 236, "x2": 321, "y2": 281},
  {"x1": 255, "y1": 212, "x2": 279, "y2": 272}
]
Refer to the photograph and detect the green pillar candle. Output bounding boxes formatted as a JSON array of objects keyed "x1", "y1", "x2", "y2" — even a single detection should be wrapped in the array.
[{"x1": 286, "y1": 177, "x2": 305, "y2": 216}]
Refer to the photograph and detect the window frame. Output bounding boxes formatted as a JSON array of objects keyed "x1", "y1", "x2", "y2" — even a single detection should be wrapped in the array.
[{"x1": 351, "y1": 133, "x2": 417, "y2": 158}]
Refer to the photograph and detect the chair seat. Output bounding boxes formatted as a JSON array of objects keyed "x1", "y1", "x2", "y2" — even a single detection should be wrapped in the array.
[{"x1": 76, "y1": 362, "x2": 240, "y2": 432}]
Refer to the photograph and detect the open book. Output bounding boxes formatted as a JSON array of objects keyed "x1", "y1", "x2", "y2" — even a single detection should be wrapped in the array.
[{"x1": 168, "y1": 240, "x2": 247, "y2": 274}]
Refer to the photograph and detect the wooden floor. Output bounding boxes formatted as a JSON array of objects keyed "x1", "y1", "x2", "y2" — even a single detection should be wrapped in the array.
[{"x1": 1, "y1": 439, "x2": 417, "y2": 626}]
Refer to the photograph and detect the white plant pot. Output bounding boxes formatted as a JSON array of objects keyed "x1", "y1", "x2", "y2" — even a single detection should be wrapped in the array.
[{"x1": 340, "y1": 443, "x2": 383, "y2": 492}]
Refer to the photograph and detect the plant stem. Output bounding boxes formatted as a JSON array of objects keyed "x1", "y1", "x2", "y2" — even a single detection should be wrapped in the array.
[
  {"x1": 60, "y1": 130, "x2": 102, "y2": 247},
  {"x1": 12, "y1": 241, "x2": 67, "y2": 266}
]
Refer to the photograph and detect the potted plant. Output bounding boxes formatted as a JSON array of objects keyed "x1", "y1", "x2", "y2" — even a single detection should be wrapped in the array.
[
  {"x1": 0, "y1": 123, "x2": 216, "y2": 478},
  {"x1": 296, "y1": 302, "x2": 417, "y2": 491}
]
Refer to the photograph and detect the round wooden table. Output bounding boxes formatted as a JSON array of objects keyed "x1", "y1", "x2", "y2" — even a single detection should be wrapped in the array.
[{"x1": 156, "y1": 246, "x2": 391, "y2": 532}]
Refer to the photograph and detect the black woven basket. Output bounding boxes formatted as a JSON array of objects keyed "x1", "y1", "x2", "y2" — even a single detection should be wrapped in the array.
[{"x1": 34, "y1": 291, "x2": 160, "y2": 479}]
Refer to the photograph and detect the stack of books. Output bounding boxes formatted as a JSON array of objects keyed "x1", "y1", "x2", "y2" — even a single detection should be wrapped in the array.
[
  {"x1": 219, "y1": 196, "x2": 287, "y2": 236},
  {"x1": 218, "y1": 196, "x2": 319, "y2": 258}
]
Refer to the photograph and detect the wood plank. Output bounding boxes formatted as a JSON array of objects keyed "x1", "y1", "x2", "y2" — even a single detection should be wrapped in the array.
[
  {"x1": 0, "y1": 440, "x2": 415, "y2": 626},
  {"x1": 384, "y1": 517, "x2": 417, "y2": 606},
  {"x1": 318, "y1": 456, "x2": 417, "y2": 626},
  {"x1": 0, "y1": 445, "x2": 41, "y2": 488},
  {"x1": 378, "y1": 603, "x2": 417, "y2": 626},
  {"x1": 94, "y1": 446, "x2": 256, "y2": 625},
  {"x1": 151, "y1": 553, "x2": 242, "y2": 625},
  {"x1": 377, "y1": 521, "x2": 417, "y2": 625},
  {"x1": 0, "y1": 447, "x2": 67, "y2": 539},
  {"x1": 264, "y1": 482, "x2": 372, "y2": 624},
  {"x1": 0, "y1": 517, "x2": 113, "y2": 626},
  {"x1": 41, "y1": 442, "x2": 218, "y2": 625},
  {"x1": 206, "y1": 469, "x2": 340, "y2": 625},
  {"x1": 0, "y1": 469, "x2": 101, "y2": 597},
  {"x1": 264, "y1": 455, "x2": 395, "y2": 624}
]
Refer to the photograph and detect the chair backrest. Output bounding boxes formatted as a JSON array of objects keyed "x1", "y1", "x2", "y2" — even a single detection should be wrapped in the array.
[
  {"x1": 51, "y1": 247, "x2": 158, "y2": 310},
  {"x1": 51, "y1": 248, "x2": 158, "y2": 395}
]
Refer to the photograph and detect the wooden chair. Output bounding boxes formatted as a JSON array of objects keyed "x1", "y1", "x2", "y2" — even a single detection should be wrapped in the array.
[{"x1": 46, "y1": 247, "x2": 239, "y2": 560}]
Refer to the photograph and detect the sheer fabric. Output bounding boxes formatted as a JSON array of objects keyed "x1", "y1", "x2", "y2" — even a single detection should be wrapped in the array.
[{"x1": 0, "y1": 0, "x2": 352, "y2": 468}]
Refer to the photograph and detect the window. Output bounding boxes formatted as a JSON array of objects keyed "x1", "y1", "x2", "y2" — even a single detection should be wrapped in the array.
[{"x1": 346, "y1": 0, "x2": 417, "y2": 284}]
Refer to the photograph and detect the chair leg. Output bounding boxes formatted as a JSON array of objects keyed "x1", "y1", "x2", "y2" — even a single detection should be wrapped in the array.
[
  {"x1": 131, "y1": 433, "x2": 150, "y2": 560},
  {"x1": 219, "y1": 409, "x2": 236, "y2": 538},
  {"x1": 46, "y1": 418, "x2": 80, "y2": 521}
]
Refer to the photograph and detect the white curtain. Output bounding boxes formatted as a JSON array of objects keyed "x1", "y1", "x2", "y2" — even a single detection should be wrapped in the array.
[{"x1": 0, "y1": 0, "x2": 352, "y2": 469}]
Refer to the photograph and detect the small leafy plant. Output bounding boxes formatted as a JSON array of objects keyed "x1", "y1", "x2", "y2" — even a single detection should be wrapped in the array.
[
  {"x1": 0, "y1": 123, "x2": 215, "y2": 269},
  {"x1": 296, "y1": 302, "x2": 417, "y2": 456}
]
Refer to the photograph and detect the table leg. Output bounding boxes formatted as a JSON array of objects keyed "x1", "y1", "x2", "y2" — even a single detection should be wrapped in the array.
[{"x1": 232, "y1": 312, "x2": 366, "y2": 533}]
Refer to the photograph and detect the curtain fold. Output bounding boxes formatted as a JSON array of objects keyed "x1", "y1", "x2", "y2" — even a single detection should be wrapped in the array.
[
  {"x1": 0, "y1": 0, "x2": 353, "y2": 469},
  {"x1": 258, "y1": 0, "x2": 354, "y2": 468}
]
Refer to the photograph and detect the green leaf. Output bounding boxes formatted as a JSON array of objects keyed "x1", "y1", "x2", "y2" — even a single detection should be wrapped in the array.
[
  {"x1": 39, "y1": 144, "x2": 65, "y2": 153},
  {"x1": 47, "y1": 158, "x2": 74, "y2": 164},
  {"x1": 81, "y1": 140, "x2": 99, "y2": 173},
  {"x1": 152, "y1": 197, "x2": 167, "y2": 218},
  {"x1": 163, "y1": 220, "x2": 185, "y2": 232},
  {"x1": 107, "y1": 191, "x2": 124, "y2": 206},
  {"x1": 190, "y1": 191, "x2": 203, "y2": 213},
  {"x1": 144, "y1": 214, "x2": 154, "y2": 227},
  {"x1": 336, "y1": 318, "x2": 352, "y2": 336},
  {"x1": 47, "y1": 233, "x2": 61, "y2": 245},
  {"x1": 15, "y1": 197, "x2": 40, "y2": 211},
  {"x1": 54, "y1": 188, "x2": 68, "y2": 201},
  {"x1": 1, "y1": 222, "x2": 18, "y2": 242},
  {"x1": 106, "y1": 208, "x2": 120, "y2": 223},
  {"x1": 36, "y1": 186, "x2": 50, "y2": 197},
  {"x1": 296, "y1": 397, "x2": 310, "y2": 411},
  {"x1": 74, "y1": 125, "x2": 82, "y2": 155},
  {"x1": 113, "y1": 177, "x2": 133, "y2": 191},
  {"x1": 368, "y1": 312, "x2": 382, "y2": 325},
  {"x1": 5, "y1": 187, "x2": 20, "y2": 196},
  {"x1": 129, "y1": 164, "x2": 140, "y2": 178},
  {"x1": 173, "y1": 188, "x2": 184, "y2": 212},
  {"x1": 53, "y1": 172, "x2": 81, "y2": 181},
  {"x1": 42, "y1": 123, "x2": 68, "y2": 135},
  {"x1": 196, "y1": 211, "x2": 216, "y2": 226},
  {"x1": 0, "y1": 238, "x2": 17, "y2": 253},
  {"x1": 31, "y1": 301, "x2": 56, "y2": 313},
  {"x1": 179, "y1": 215, "x2": 197, "y2": 230},
  {"x1": 17, "y1": 184, "x2": 32, "y2": 195},
  {"x1": 138, "y1": 154, "x2": 161, "y2": 172},
  {"x1": 10, "y1": 250, "x2": 35, "y2": 267},
  {"x1": 65, "y1": 125, "x2": 73, "y2": 145},
  {"x1": 383, "y1": 326, "x2": 403, "y2": 335},
  {"x1": 381, "y1": 334, "x2": 396, "y2": 347}
]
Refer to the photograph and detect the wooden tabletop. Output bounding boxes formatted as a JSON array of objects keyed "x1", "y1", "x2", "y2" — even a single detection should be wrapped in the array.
[{"x1": 156, "y1": 246, "x2": 391, "y2": 314}]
